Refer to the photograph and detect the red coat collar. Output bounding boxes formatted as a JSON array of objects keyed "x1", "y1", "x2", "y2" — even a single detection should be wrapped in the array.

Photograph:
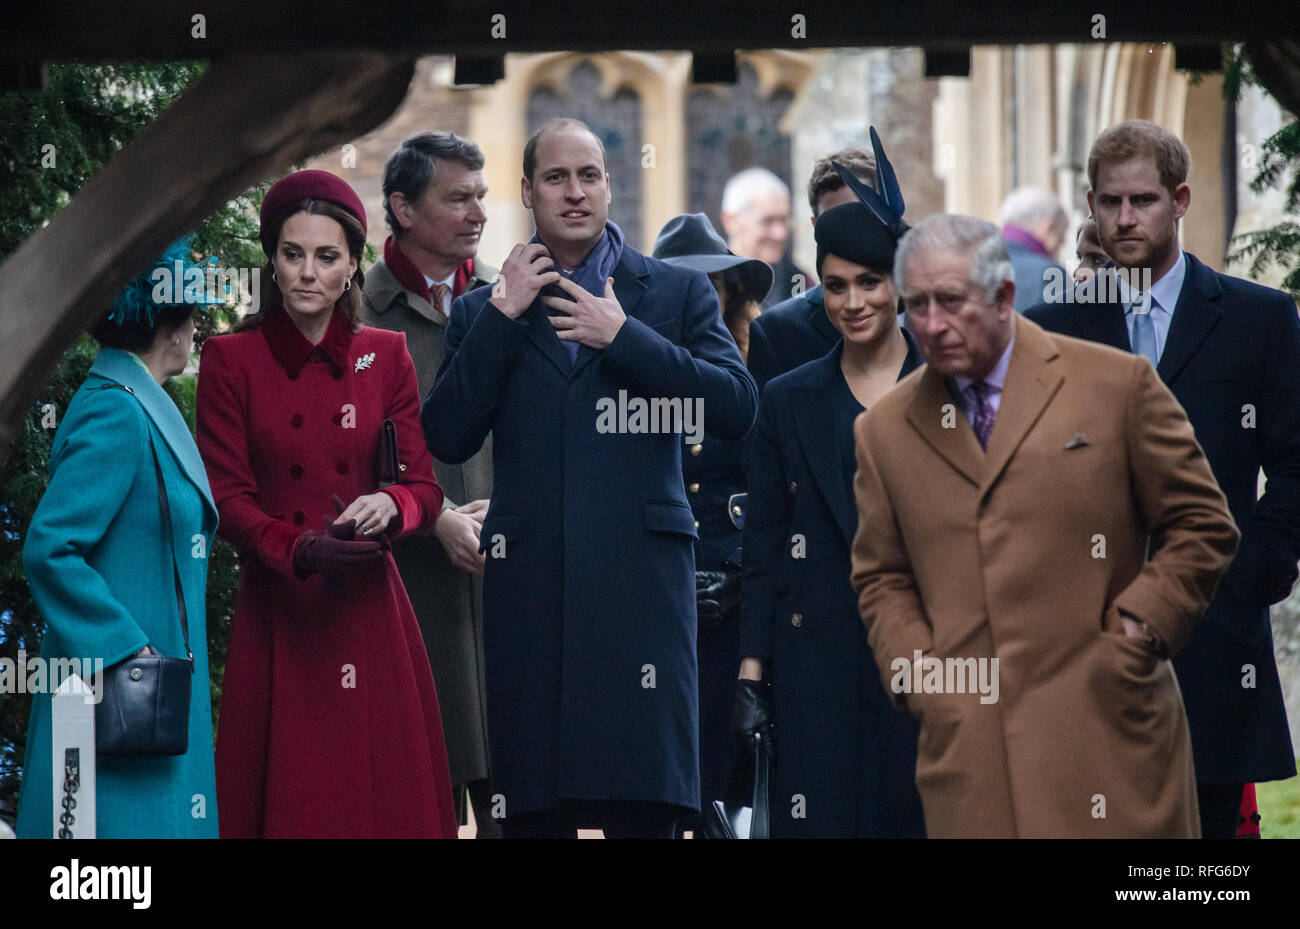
[
  {"x1": 261, "y1": 303, "x2": 355, "y2": 378},
  {"x1": 383, "y1": 235, "x2": 475, "y2": 303}
]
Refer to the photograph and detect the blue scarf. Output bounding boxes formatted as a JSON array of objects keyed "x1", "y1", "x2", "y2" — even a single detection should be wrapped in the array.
[{"x1": 533, "y1": 221, "x2": 625, "y2": 362}]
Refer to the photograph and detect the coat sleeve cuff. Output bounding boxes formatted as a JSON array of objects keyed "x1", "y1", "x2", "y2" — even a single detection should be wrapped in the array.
[
  {"x1": 257, "y1": 518, "x2": 304, "y2": 579},
  {"x1": 1113, "y1": 584, "x2": 1190, "y2": 658},
  {"x1": 380, "y1": 482, "x2": 443, "y2": 537}
]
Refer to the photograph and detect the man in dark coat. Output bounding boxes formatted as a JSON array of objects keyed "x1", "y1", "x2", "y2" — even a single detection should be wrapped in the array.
[
  {"x1": 746, "y1": 148, "x2": 877, "y2": 394},
  {"x1": 1027, "y1": 119, "x2": 1299, "y2": 837},
  {"x1": 362, "y1": 131, "x2": 499, "y2": 837},
  {"x1": 720, "y1": 167, "x2": 808, "y2": 309},
  {"x1": 423, "y1": 117, "x2": 758, "y2": 838}
]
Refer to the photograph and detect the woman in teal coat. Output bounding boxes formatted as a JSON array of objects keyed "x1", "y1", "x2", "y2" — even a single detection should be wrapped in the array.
[{"x1": 17, "y1": 241, "x2": 219, "y2": 838}]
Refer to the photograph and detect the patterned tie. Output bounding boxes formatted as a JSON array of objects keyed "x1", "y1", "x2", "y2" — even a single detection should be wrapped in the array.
[
  {"x1": 1130, "y1": 297, "x2": 1160, "y2": 370},
  {"x1": 430, "y1": 282, "x2": 451, "y2": 320},
  {"x1": 967, "y1": 381, "x2": 996, "y2": 451}
]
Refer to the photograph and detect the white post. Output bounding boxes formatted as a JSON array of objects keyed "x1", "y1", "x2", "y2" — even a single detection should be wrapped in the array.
[{"x1": 50, "y1": 675, "x2": 96, "y2": 839}]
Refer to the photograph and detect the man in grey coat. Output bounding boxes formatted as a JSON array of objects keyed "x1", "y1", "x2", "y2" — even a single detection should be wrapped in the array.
[
  {"x1": 362, "y1": 131, "x2": 500, "y2": 836},
  {"x1": 999, "y1": 186, "x2": 1068, "y2": 312}
]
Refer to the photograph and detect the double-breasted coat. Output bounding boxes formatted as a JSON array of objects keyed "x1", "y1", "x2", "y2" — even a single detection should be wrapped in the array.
[
  {"x1": 196, "y1": 305, "x2": 457, "y2": 838},
  {"x1": 19, "y1": 348, "x2": 218, "y2": 838},
  {"x1": 742, "y1": 336, "x2": 926, "y2": 838},
  {"x1": 424, "y1": 247, "x2": 759, "y2": 817},
  {"x1": 850, "y1": 318, "x2": 1240, "y2": 837},
  {"x1": 362, "y1": 254, "x2": 496, "y2": 791},
  {"x1": 1027, "y1": 253, "x2": 1299, "y2": 785}
]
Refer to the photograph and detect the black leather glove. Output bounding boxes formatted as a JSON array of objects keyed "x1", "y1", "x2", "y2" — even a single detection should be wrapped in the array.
[
  {"x1": 733, "y1": 678, "x2": 773, "y2": 747},
  {"x1": 697, "y1": 569, "x2": 741, "y2": 622}
]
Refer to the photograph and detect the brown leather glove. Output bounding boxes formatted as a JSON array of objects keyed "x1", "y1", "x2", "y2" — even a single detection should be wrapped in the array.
[{"x1": 293, "y1": 530, "x2": 386, "y2": 578}]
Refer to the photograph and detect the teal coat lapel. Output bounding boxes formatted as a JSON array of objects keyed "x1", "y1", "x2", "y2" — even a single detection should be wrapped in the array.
[{"x1": 89, "y1": 348, "x2": 218, "y2": 520}]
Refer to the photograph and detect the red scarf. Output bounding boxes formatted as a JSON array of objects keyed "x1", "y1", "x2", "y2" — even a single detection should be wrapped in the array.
[{"x1": 383, "y1": 236, "x2": 475, "y2": 304}]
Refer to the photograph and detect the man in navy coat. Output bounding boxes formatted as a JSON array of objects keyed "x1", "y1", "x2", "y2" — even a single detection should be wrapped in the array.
[
  {"x1": 1027, "y1": 119, "x2": 1299, "y2": 837},
  {"x1": 423, "y1": 118, "x2": 758, "y2": 838},
  {"x1": 746, "y1": 148, "x2": 877, "y2": 395}
]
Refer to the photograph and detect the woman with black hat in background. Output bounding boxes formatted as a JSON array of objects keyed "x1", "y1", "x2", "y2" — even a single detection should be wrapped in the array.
[
  {"x1": 196, "y1": 170, "x2": 457, "y2": 838},
  {"x1": 651, "y1": 213, "x2": 771, "y2": 833},
  {"x1": 736, "y1": 130, "x2": 927, "y2": 838}
]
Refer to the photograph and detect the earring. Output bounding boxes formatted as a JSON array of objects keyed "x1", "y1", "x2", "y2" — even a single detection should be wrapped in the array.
[
  {"x1": 344, "y1": 279, "x2": 352, "y2": 291},
  {"x1": 171, "y1": 336, "x2": 180, "y2": 346},
  {"x1": 272, "y1": 271, "x2": 279, "y2": 282}
]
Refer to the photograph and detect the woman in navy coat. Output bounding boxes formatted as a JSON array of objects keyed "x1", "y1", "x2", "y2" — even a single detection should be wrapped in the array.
[
  {"x1": 19, "y1": 241, "x2": 219, "y2": 838},
  {"x1": 738, "y1": 135, "x2": 926, "y2": 837}
]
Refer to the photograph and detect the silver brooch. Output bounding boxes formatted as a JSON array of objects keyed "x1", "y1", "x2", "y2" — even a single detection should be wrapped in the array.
[{"x1": 354, "y1": 352, "x2": 376, "y2": 373}]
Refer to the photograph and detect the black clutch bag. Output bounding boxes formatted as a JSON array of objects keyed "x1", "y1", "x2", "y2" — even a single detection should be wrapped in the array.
[
  {"x1": 376, "y1": 418, "x2": 401, "y2": 488},
  {"x1": 93, "y1": 384, "x2": 193, "y2": 756}
]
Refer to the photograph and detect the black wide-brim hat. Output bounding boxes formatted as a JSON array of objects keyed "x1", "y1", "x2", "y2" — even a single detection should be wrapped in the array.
[{"x1": 652, "y1": 213, "x2": 774, "y2": 306}]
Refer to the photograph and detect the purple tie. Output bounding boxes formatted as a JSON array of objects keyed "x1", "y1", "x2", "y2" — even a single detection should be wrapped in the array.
[{"x1": 968, "y1": 381, "x2": 995, "y2": 450}]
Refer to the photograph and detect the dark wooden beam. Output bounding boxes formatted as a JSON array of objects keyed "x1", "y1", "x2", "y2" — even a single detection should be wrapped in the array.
[
  {"x1": 1245, "y1": 40, "x2": 1300, "y2": 120},
  {"x1": 3, "y1": 0, "x2": 1298, "y2": 60},
  {"x1": 0, "y1": 51, "x2": 416, "y2": 458}
]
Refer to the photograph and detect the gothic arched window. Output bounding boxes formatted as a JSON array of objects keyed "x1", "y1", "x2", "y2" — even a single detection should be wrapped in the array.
[
  {"x1": 526, "y1": 61, "x2": 644, "y2": 250},
  {"x1": 686, "y1": 62, "x2": 796, "y2": 232}
]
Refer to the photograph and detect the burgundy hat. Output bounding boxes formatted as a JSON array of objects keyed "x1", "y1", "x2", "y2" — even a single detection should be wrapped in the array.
[{"x1": 259, "y1": 169, "x2": 367, "y2": 254}]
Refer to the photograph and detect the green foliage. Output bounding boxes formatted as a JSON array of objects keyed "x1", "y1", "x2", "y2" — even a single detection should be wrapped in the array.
[
  {"x1": 1224, "y1": 46, "x2": 1300, "y2": 298},
  {"x1": 1256, "y1": 766, "x2": 1300, "y2": 839},
  {"x1": 0, "y1": 62, "x2": 265, "y2": 820}
]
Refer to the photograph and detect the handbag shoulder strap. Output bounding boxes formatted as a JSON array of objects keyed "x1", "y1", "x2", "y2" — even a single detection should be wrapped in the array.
[{"x1": 99, "y1": 383, "x2": 192, "y2": 665}]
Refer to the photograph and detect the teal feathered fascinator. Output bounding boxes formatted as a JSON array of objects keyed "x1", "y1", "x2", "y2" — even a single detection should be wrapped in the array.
[{"x1": 106, "y1": 237, "x2": 223, "y2": 326}]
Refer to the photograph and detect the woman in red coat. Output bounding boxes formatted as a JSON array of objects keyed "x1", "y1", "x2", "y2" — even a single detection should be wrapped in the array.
[{"x1": 196, "y1": 170, "x2": 458, "y2": 837}]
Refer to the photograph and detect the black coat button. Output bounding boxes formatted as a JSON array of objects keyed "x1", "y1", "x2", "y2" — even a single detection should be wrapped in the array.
[
  {"x1": 290, "y1": 464, "x2": 303, "y2": 480},
  {"x1": 336, "y1": 462, "x2": 349, "y2": 475},
  {"x1": 291, "y1": 413, "x2": 304, "y2": 428},
  {"x1": 293, "y1": 511, "x2": 305, "y2": 525}
]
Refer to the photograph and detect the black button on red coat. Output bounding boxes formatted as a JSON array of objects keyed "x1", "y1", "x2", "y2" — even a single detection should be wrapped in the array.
[
  {"x1": 290, "y1": 464, "x2": 303, "y2": 480},
  {"x1": 293, "y1": 511, "x2": 305, "y2": 525},
  {"x1": 291, "y1": 413, "x2": 304, "y2": 428},
  {"x1": 336, "y1": 462, "x2": 348, "y2": 475}
]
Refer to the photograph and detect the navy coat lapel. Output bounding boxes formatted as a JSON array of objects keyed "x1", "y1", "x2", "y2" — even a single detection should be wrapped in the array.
[
  {"x1": 792, "y1": 352, "x2": 857, "y2": 547},
  {"x1": 90, "y1": 348, "x2": 217, "y2": 520},
  {"x1": 1078, "y1": 269, "x2": 1130, "y2": 351},
  {"x1": 522, "y1": 300, "x2": 577, "y2": 378},
  {"x1": 792, "y1": 329, "x2": 923, "y2": 547},
  {"x1": 1158, "y1": 254, "x2": 1223, "y2": 386}
]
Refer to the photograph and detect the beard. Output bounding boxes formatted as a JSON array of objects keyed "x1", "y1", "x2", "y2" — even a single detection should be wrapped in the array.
[{"x1": 1103, "y1": 222, "x2": 1176, "y2": 274}]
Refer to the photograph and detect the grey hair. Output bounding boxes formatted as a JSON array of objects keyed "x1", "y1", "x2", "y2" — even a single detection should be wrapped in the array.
[
  {"x1": 998, "y1": 186, "x2": 1068, "y2": 241},
  {"x1": 721, "y1": 166, "x2": 790, "y2": 215},
  {"x1": 383, "y1": 131, "x2": 485, "y2": 235},
  {"x1": 894, "y1": 213, "x2": 1015, "y2": 305}
]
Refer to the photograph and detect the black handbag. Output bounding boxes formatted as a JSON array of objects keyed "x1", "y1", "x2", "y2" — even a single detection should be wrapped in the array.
[
  {"x1": 376, "y1": 418, "x2": 402, "y2": 488},
  {"x1": 94, "y1": 384, "x2": 193, "y2": 757},
  {"x1": 703, "y1": 681, "x2": 774, "y2": 840}
]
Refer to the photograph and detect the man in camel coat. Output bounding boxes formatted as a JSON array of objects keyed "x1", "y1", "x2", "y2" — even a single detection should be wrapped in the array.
[{"x1": 850, "y1": 213, "x2": 1239, "y2": 838}]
